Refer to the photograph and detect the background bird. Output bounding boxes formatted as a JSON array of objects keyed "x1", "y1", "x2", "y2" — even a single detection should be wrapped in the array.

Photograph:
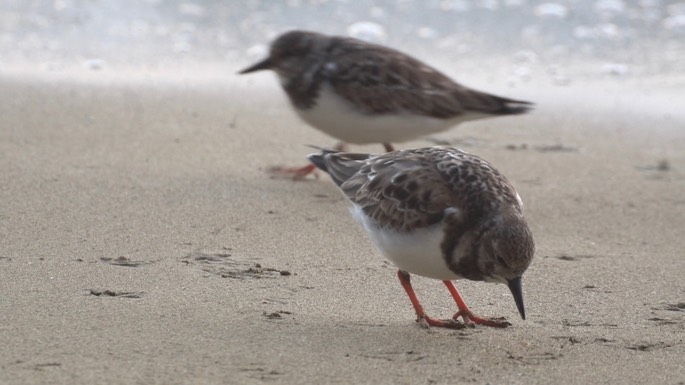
[{"x1": 240, "y1": 30, "x2": 533, "y2": 178}]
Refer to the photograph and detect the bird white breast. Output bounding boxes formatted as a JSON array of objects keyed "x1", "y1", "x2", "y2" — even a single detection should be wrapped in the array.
[
  {"x1": 294, "y1": 84, "x2": 480, "y2": 144},
  {"x1": 350, "y1": 206, "x2": 462, "y2": 280}
]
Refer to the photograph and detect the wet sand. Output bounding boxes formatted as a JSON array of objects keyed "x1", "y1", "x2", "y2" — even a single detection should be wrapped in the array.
[{"x1": 1, "y1": 70, "x2": 684, "y2": 384}]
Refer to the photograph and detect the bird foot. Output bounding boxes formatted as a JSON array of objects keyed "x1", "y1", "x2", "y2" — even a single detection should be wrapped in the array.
[
  {"x1": 417, "y1": 315, "x2": 467, "y2": 329},
  {"x1": 267, "y1": 163, "x2": 319, "y2": 180},
  {"x1": 453, "y1": 311, "x2": 511, "y2": 328}
]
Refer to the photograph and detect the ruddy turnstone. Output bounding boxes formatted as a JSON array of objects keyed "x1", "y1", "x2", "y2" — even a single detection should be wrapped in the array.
[
  {"x1": 308, "y1": 146, "x2": 534, "y2": 328},
  {"x1": 240, "y1": 30, "x2": 533, "y2": 178}
]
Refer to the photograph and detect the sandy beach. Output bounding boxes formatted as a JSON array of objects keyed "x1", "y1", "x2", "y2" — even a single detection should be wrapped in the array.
[{"x1": 0, "y1": 66, "x2": 684, "y2": 385}]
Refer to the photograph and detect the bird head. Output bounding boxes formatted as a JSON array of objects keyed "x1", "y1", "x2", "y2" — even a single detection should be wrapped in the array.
[
  {"x1": 476, "y1": 210, "x2": 534, "y2": 320},
  {"x1": 238, "y1": 30, "x2": 323, "y2": 79}
]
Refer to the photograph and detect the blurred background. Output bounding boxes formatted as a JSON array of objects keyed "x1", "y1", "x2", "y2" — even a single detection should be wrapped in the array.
[{"x1": 1, "y1": 0, "x2": 684, "y2": 83}]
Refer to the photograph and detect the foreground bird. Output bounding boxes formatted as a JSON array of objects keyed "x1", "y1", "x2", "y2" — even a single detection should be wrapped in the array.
[
  {"x1": 308, "y1": 146, "x2": 534, "y2": 328},
  {"x1": 240, "y1": 30, "x2": 533, "y2": 178}
]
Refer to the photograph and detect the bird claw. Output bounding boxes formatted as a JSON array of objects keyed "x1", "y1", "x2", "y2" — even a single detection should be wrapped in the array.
[
  {"x1": 453, "y1": 312, "x2": 511, "y2": 328},
  {"x1": 417, "y1": 315, "x2": 467, "y2": 330}
]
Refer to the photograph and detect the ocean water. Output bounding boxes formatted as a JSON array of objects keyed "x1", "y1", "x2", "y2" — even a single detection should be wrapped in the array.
[{"x1": 1, "y1": 0, "x2": 684, "y2": 80}]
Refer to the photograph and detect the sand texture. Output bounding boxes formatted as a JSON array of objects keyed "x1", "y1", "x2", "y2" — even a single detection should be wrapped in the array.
[{"x1": 1, "y1": 71, "x2": 684, "y2": 385}]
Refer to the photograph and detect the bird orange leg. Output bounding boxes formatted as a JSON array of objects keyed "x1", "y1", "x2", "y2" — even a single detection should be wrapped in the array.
[
  {"x1": 397, "y1": 271, "x2": 464, "y2": 329},
  {"x1": 442, "y1": 281, "x2": 510, "y2": 328},
  {"x1": 267, "y1": 142, "x2": 349, "y2": 180},
  {"x1": 267, "y1": 163, "x2": 319, "y2": 179},
  {"x1": 382, "y1": 143, "x2": 395, "y2": 152}
]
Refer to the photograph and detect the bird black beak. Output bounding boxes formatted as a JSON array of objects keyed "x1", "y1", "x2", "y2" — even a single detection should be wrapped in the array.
[
  {"x1": 238, "y1": 57, "x2": 273, "y2": 74},
  {"x1": 507, "y1": 277, "x2": 525, "y2": 320}
]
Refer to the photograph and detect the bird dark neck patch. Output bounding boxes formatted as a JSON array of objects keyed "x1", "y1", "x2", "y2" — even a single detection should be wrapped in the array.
[
  {"x1": 284, "y1": 67, "x2": 324, "y2": 110},
  {"x1": 442, "y1": 215, "x2": 494, "y2": 281}
]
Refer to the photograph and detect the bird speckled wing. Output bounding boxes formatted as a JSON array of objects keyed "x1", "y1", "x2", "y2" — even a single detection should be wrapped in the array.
[
  {"x1": 326, "y1": 147, "x2": 521, "y2": 232},
  {"x1": 324, "y1": 37, "x2": 532, "y2": 117}
]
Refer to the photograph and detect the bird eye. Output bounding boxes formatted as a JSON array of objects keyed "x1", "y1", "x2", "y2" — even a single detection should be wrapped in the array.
[{"x1": 495, "y1": 255, "x2": 508, "y2": 268}]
